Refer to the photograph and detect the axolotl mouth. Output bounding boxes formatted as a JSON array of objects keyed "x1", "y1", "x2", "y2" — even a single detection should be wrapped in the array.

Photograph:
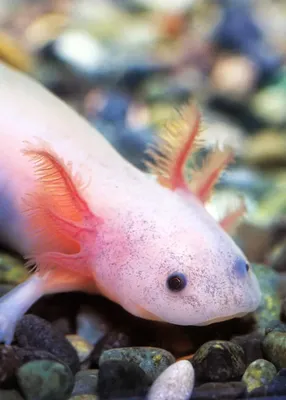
[{"x1": 195, "y1": 311, "x2": 250, "y2": 326}]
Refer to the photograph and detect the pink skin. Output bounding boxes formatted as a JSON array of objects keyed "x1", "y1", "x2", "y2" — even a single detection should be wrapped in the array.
[{"x1": 0, "y1": 62, "x2": 261, "y2": 344}]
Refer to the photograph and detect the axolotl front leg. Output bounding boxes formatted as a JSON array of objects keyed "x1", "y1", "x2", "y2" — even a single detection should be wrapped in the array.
[
  {"x1": 0, "y1": 269, "x2": 97, "y2": 344},
  {"x1": 0, "y1": 143, "x2": 103, "y2": 344}
]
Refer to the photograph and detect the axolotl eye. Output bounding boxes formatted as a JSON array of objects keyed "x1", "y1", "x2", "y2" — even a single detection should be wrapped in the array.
[
  {"x1": 234, "y1": 258, "x2": 250, "y2": 277},
  {"x1": 167, "y1": 272, "x2": 187, "y2": 292}
]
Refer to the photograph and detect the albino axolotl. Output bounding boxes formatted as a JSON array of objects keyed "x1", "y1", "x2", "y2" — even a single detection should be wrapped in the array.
[{"x1": 0, "y1": 62, "x2": 261, "y2": 344}]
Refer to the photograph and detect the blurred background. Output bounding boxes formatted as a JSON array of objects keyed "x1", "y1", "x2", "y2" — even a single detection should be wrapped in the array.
[{"x1": 0, "y1": 0, "x2": 286, "y2": 269}]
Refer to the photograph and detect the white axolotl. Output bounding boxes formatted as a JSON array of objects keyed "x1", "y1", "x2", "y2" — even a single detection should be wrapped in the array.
[{"x1": 0, "y1": 62, "x2": 261, "y2": 344}]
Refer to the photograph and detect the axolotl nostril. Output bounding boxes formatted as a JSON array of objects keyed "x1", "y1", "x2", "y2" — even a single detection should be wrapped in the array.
[{"x1": 0, "y1": 62, "x2": 261, "y2": 344}]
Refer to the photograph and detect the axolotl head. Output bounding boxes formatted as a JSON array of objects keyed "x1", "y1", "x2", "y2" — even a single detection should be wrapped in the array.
[
  {"x1": 102, "y1": 186, "x2": 261, "y2": 327},
  {"x1": 96, "y1": 103, "x2": 261, "y2": 326}
]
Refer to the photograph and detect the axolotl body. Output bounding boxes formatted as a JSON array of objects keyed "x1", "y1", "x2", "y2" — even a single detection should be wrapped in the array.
[{"x1": 0, "y1": 62, "x2": 261, "y2": 344}]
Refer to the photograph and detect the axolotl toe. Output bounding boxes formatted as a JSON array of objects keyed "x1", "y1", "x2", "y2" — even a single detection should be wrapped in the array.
[{"x1": 0, "y1": 62, "x2": 261, "y2": 344}]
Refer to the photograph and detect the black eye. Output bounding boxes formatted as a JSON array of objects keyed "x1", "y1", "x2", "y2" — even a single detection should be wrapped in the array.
[
  {"x1": 246, "y1": 263, "x2": 250, "y2": 272},
  {"x1": 167, "y1": 273, "x2": 187, "y2": 292}
]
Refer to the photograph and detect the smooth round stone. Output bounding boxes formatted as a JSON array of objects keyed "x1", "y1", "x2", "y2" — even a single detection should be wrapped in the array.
[
  {"x1": 72, "y1": 370, "x2": 98, "y2": 396},
  {"x1": 191, "y1": 340, "x2": 245, "y2": 382},
  {"x1": 66, "y1": 335, "x2": 93, "y2": 363},
  {"x1": 192, "y1": 381, "x2": 246, "y2": 400},
  {"x1": 98, "y1": 359, "x2": 150, "y2": 399},
  {"x1": 17, "y1": 360, "x2": 74, "y2": 400},
  {"x1": 15, "y1": 314, "x2": 80, "y2": 374},
  {"x1": 147, "y1": 360, "x2": 194, "y2": 400},
  {"x1": 242, "y1": 359, "x2": 277, "y2": 393},
  {"x1": 0, "y1": 389, "x2": 24, "y2": 400},
  {"x1": 99, "y1": 347, "x2": 175, "y2": 381},
  {"x1": 263, "y1": 331, "x2": 286, "y2": 369}
]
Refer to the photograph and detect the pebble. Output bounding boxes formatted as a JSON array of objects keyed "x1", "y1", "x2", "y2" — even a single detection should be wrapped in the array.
[
  {"x1": 231, "y1": 331, "x2": 264, "y2": 367},
  {"x1": 147, "y1": 360, "x2": 194, "y2": 400},
  {"x1": 91, "y1": 330, "x2": 131, "y2": 367},
  {"x1": 17, "y1": 360, "x2": 74, "y2": 400},
  {"x1": 267, "y1": 368, "x2": 286, "y2": 396},
  {"x1": 263, "y1": 331, "x2": 286, "y2": 369},
  {"x1": 0, "y1": 253, "x2": 28, "y2": 285},
  {"x1": 76, "y1": 305, "x2": 108, "y2": 345},
  {"x1": 251, "y1": 264, "x2": 281, "y2": 328},
  {"x1": 242, "y1": 359, "x2": 277, "y2": 394},
  {"x1": 0, "y1": 389, "x2": 24, "y2": 400},
  {"x1": 0, "y1": 345, "x2": 21, "y2": 383},
  {"x1": 99, "y1": 347, "x2": 175, "y2": 381},
  {"x1": 66, "y1": 335, "x2": 93, "y2": 363},
  {"x1": 71, "y1": 370, "x2": 98, "y2": 396},
  {"x1": 192, "y1": 381, "x2": 246, "y2": 400},
  {"x1": 97, "y1": 359, "x2": 150, "y2": 399},
  {"x1": 14, "y1": 314, "x2": 80, "y2": 374},
  {"x1": 191, "y1": 340, "x2": 245, "y2": 382}
]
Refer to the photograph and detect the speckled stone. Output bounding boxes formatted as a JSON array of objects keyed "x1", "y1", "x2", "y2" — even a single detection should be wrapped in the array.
[
  {"x1": 99, "y1": 347, "x2": 175, "y2": 381},
  {"x1": 191, "y1": 340, "x2": 245, "y2": 382},
  {"x1": 17, "y1": 360, "x2": 74, "y2": 400},
  {"x1": 66, "y1": 335, "x2": 93, "y2": 363},
  {"x1": 147, "y1": 360, "x2": 194, "y2": 400},
  {"x1": 192, "y1": 381, "x2": 246, "y2": 400},
  {"x1": 242, "y1": 359, "x2": 277, "y2": 393},
  {"x1": 263, "y1": 331, "x2": 286, "y2": 369},
  {"x1": 98, "y1": 359, "x2": 150, "y2": 399},
  {"x1": 72, "y1": 370, "x2": 98, "y2": 396},
  {"x1": 14, "y1": 314, "x2": 80, "y2": 374}
]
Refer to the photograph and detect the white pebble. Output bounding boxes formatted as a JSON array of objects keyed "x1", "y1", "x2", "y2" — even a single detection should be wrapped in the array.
[{"x1": 147, "y1": 360, "x2": 195, "y2": 400}]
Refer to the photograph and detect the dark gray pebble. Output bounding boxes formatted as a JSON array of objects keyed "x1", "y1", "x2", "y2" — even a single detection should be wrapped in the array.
[
  {"x1": 90, "y1": 331, "x2": 131, "y2": 367},
  {"x1": 72, "y1": 369, "x2": 98, "y2": 396},
  {"x1": 97, "y1": 359, "x2": 150, "y2": 399},
  {"x1": 191, "y1": 340, "x2": 245, "y2": 382},
  {"x1": 0, "y1": 345, "x2": 21, "y2": 383},
  {"x1": 0, "y1": 389, "x2": 24, "y2": 400},
  {"x1": 231, "y1": 331, "x2": 263, "y2": 367},
  {"x1": 17, "y1": 360, "x2": 74, "y2": 400},
  {"x1": 192, "y1": 381, "x2": 246, "y2": 399},
  {"x1": 14, "y1": 314, "x2": 80, "y2": 374},
  {"x1": 99, "y1": 347, "x2": 175, "y2": 381}
]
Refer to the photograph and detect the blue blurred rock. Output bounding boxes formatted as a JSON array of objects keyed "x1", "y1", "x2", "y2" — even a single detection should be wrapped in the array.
[
  {"x1": 212, "y1": 0, "x2": 282, "y2": 85},
  {"x1": 87, "y1": 91, "x2": 156, "y2": 171}
]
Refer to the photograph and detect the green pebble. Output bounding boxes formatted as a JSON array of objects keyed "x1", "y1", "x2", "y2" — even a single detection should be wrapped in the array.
[
  {"x1": 252, "y1": 264, "x2": 281, "y2": 329},
  {"x1": 242, "y1": 359, "x2": 277, "y2": 393},
  {"x1": 17, "y1": 360, "x2": 74, "y2": 400},
  {"x1": 0, "y1": 253, "x2": 28, "y2": 285},
  {"x1": 263, "y1": 331, "x2": 286, "y2": 369},
  {"x1": 99, "y1": 347, "x2": 175, "y2": 381}
]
